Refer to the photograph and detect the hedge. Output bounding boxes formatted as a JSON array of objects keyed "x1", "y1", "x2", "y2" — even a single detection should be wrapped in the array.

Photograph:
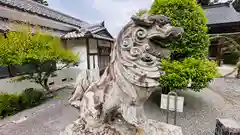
[
  {"x1": 149, "y1": 0, "x2": 219, "y2": 92},
  {"x1": 0, "y1": 88, "x2": 45, "y2": 118},
  {"x1": 223, "y1": 52, "x2": 240, "y2": 65},
  {"x1": 159, "y1": 58, "x2": 220, "y2": 93},
  {"x1": 150, "y1": 0, "x2": 210, "y2": 59}
]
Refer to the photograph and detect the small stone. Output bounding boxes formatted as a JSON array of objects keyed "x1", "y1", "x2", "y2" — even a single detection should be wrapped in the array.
[{"x1": 215, "y1": 118, "x2": 240, "y2": 135}]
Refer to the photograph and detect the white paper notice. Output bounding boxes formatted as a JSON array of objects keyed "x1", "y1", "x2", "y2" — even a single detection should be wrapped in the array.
[{"x1": 160, "y1": 94, "x2": 184, "y2": 112}]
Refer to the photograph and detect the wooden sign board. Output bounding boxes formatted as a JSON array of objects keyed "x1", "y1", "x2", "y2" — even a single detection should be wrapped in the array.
[{"x1": 160, "y1": 94, "x2": 184, "y2": 112}]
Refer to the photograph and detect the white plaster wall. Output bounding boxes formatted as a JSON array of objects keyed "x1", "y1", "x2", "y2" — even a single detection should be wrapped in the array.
[
  {"x1": 0, "y1": 78, "x2": 42, "y2": 94},
  {"x1": 95, "y1": 56, "x2": 99, "y2": 69},
  {"x1": 0, "y1": 68, "x2": 69, "y2": 94},
  {"x1": 66, "y1": 39, "x2": 87, "y2": 70},
  {"x1": 89, "y1": 39, "x2": 98, "y2": 53}
]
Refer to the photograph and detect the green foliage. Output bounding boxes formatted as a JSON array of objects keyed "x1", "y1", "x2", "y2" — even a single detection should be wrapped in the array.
[
  {"x1": 150, "y1": 0, "x2": 210, "y2": 59},
  {"x1": 149, "y1": 0, "x2": 219, "y2": 92},
  {"x1": 159, "y1": 58, "x2": 220, "y2": 93},
  {"x1": 0, "y1": 88, "x2": 45, "y2": 118},
  {"x1": 0, "y1": 93, "x2": 21, "y2": 118},
  {"x1": 210, "y1": 35, "x2": 240, "y2": 65},
  {"x1": 223, "y1": 52, "x2": 240, "y2": 65},
  {"x1": 210, "y1": 35, "x2": 240, "y2": 54},
  {"x1": 0, "y1": 30, "x2": 78, "y2": 65},
  {"x1": 19, "y1": 88, "x2": 44, "y2": 108},
  {"x1": 136, "y1": 9, "x2": 148, "y2": 17},
  {"x1": 0, "y1": 27, "x2": 78, "y2": 91}
]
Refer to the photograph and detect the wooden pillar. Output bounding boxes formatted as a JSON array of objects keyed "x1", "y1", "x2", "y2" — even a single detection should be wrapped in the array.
[
  {"x1": 61, "y1": 39, "x2": 67, "y2": 49},
  {"x1": 86, "y1": 38, "x2": 90, "y2": 69},
  {"x1": 216, "y1": 38, "x2": 223, "y2": 66},
  {"x1": 97, "y1": 39, "x2": 100, "y2": 69},
  {"x1": 109, "y1": 41, "x2": 112, "y2": 62}
]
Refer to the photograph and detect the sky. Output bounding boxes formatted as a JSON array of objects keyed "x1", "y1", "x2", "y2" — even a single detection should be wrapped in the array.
[
  {"x1": 47, "y1": 0, "x2": 230, "y2": 37},
  {"x1": 47, "y1": 0, "x2": 154, "y2": 37}
]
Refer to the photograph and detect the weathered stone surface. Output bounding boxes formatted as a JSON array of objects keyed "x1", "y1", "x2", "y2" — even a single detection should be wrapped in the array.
[
  {"x1": 215, "y1": 118, "x2": 240, "y2": 135},
  {"x1": 61, "y1": 13, "x2": 184, "y2": 135}
]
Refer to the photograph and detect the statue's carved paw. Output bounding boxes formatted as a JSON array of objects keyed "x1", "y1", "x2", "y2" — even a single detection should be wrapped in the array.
[
  {"x1": 68, "y1": 97, "x2": 74, "y2": 104},
  {"x1": 70, "y1": 100, "x2": 81, "y2": 108}
]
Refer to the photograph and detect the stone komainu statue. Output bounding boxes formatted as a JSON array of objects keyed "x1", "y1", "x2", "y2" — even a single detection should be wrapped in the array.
[{"x1": 61, "y1": 14, "x2": 184, "y2": 135}]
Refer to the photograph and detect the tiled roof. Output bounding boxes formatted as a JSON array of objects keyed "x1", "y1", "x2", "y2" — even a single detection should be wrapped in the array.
[
  {"x1": 92, "y1": 34, "x2": 114, "y2": 41},
  {"x1": 87, "y1": 22, "x2": 106, "y2": 33},
  {"x1": 0, "y1": 0, "x2": 114, "y2": 40},
  {"x1": 63, "y1": 30, "x2": 114, "y2": 41},
  {"x1": 0, "y1": 0, "x2": 89, "y2": 27},
  {"x1": 63, "y1": 31, "x2": 85, "y2": 39},
  {"x1": 204, "y1": 3, "x2": 240, "y2": 25},
  {"x1": 63, "y1": 22, "x2": 114, "y2": 41}
]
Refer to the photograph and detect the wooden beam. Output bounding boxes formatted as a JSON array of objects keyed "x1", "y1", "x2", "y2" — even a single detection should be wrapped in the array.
[
  {"x1": 86, "y1": 38, "x2": 90, "y2": 69},
  {"x1": 97, "y1": 39, "x2": 100, "y2": 68},
  {"x1": 211, "y1": 32, "x2": 240, "y2": 36}
]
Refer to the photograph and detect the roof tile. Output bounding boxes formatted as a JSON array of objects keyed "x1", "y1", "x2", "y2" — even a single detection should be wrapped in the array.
[
  {"x1": 0, "y1": 0, "x2": 89, "y2": 27},
  {"x1": 204, "y1": 3, "x2": 240, "y2": 25}
]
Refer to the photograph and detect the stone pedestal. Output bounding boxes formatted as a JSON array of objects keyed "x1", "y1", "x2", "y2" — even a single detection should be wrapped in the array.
[{"x1": 215, "y1": 118, "x2": 240, "y2": 135}]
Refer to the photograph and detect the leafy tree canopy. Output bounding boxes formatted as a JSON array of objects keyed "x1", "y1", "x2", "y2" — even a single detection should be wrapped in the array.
[{"x1": 0, "y1": 26, "x2": 78, "y2": 92}]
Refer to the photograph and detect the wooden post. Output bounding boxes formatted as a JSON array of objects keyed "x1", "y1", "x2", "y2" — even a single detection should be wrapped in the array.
[
  {"x1": 166, "y1": 91, "x2": 178, "y2": 125},
  {"x1": 61, "y1": 39, "x2": 67, "y2": 49},
  {"x1": 217, "y1": 38, "x2": 224, "y2": 66},
  {"x1": 86, "y1": 38, "x2": 90, "y2": 69}
]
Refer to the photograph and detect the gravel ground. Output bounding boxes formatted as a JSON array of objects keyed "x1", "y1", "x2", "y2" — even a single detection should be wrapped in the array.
[
  {"x1": 209, "y1": 78, "x2": 240, "y2": 105},
  {"x1": 0, "y1": 89, "x2": 79, "y2": 135},
  {"x1": 146, "y1": 64, "x2": 240, "y2": 134},
  {"x1": 145, "y1": 74, "x2": 240, "y2": 135}
]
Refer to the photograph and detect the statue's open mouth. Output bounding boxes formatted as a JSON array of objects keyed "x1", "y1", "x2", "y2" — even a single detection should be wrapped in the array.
[
  {"x1": 149, "y1": 36, "x2": 171, "y2": 48},
  {"x1": 147, "y1": 26, "x2": 184, "y2": 47}
]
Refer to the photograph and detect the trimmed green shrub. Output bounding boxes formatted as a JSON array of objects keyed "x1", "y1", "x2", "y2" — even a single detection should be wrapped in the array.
[
  {"x1": 223, "y1": 52, "x2": 240, "y2": 65},
  {"x1": 19, "y1": 88, "x2": 44, "y2": 108},
  {"x1": 160, "y1": 58, "x2": 220, "y2": 93},
  {"x1": 0, "y1": 93, "x2": 21, "y2": 118},
  {"x1": 150, "y1": 0, "x2": 210, "y2": 59},
  {"x1": 0, "y1": 88, "x2": 45, "y2": 118},
  {"x1": 149, "y1": 0, "x2": 219, "y2": 93}
]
